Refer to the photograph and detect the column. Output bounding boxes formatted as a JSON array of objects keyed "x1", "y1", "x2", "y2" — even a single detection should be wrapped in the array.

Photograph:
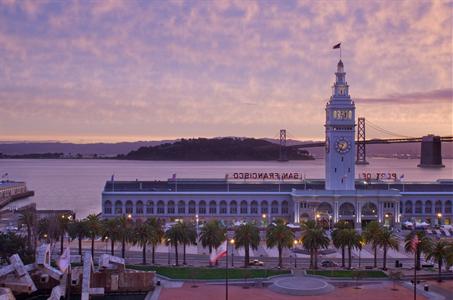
[
  {"x1": 294, "y1": 201, "x2": 300, "y2": 224},
  {"x1": 394, "y1": 201, "x2": 399, "y2": 224},
  {"x1": 334, "y1": 200, "x2": 339, "y2": 223},
  {"x1": 355, "y1": 200, "x2": 362, "y2": 229}
]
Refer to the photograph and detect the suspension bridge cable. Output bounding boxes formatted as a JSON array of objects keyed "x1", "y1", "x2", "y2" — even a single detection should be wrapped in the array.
[{"x1": 365, "y1": 120, "x2": 415, "y2": 139}]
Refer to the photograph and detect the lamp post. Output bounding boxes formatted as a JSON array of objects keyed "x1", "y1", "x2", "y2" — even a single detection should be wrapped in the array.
[
  {"x1": 293, "y1": 240, "x2": 298, "y2": 268},
  {"x1": 230, "y1": 239, "x2": 235, "y2": 267},
  {"x1": 437, "y1": 213, "x2": 442, "y2": 225},
  {"x1": 195, "y1": 214, "x2": 199, "y2": 235},
  {"x1": 328, "y1": 215, "x2": 332, "y2": 231},
  {"x1": 262, "y1": 213, "x2": 267, "y2": 227},
  {"x1": 359, "y1": 240, "x2": 365, "y2": 268},
  {"x1": 167, "y1": 238, "x2": 171, "y2": 265},
  {"x1": 316, "y1": 213, "x2": 321, "y2": 226}
]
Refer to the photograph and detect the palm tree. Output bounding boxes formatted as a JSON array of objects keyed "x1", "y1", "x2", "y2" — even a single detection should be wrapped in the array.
[
  {"x1": 344, "y1": 228, "x2": 362, "y2": 269},
  {"x1": 117, "y1": 215, "x2": 133, "y2": 258},
  {"x1": 101, "y1": 218, "x2": 120, "y2": 255},
  {"x1": 85, "y1": 214, "x2": 101, "y2": 258},
  {"x1": 234, "y1": 223, "x2": 260, "y2": 268},
  {"x1": 199, "y1": 220, "x2": 226, "y2": 264},
  {"x1": 165, "y1": 223, "x2": 185, "y2": 266},
  {"x1": 179, "y1": 222, "x2": 197, "y2": 265},
  {"x1": 147, "y1": 217, "x2": 164, "y2": 264},
  {"x1": 301, "y1": 220, "x2": 330, "y2": 269},
  {"x1": 332, "y1": 221, "x2": 352, "y2": 268},
  {"x1": 404, "y1": 231, "x2": 431, "y2": 270},
  {"x1": 362, "y1": 221, "x2": 383, "y2": 268},
  {"x1": 425, "y1": 238, "x2": 449, "y2": 282},
  {"x1": 133, "y1": 220, "x2": 152, "y2": 265},
  {"x1": 57, "y1": 214, "x2": 71, "y2": 255},
  {"x1": 68, "y1": 219, "x2": 88, "y2": 259},
  {"x1": 377, "y1": 228, "x2": 399, "y2": 270},
  {"x1": 266, "y1": 219, "x2": 294, "y2": 268},
  {"x1": 18, "y1": 208, "x2": 36, "y2": 252}
]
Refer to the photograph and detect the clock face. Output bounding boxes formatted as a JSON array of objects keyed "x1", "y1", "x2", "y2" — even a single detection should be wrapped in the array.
[{"x1": 335, "y1": 137, "x2": 351, "y2": 154}]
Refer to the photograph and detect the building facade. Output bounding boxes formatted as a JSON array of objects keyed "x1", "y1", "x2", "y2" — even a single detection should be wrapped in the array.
[{"x1": 101, "y1": 61, "x2": 453, "y2": 228}]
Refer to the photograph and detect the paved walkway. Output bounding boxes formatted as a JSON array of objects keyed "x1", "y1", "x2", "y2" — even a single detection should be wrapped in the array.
[
  {"x1": 158, "y1": 281, "x2": 426, "y2": 300},
  {"x1": 426, "y1": 280, "x2": 453, "y2": 300}
]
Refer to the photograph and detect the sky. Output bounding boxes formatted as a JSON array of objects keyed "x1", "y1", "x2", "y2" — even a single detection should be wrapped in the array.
[{"x1": 0, "y1": 0, "x2": 452, "y2": 143}]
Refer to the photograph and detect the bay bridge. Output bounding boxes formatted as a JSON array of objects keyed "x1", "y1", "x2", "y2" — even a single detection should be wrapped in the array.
[{"x1": 277, "y1": 117, "x2": 453, "y2": 167}]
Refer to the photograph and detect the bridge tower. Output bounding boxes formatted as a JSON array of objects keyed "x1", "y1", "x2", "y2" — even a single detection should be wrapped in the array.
[
  {"x1": 418, "y1": 135, "x2": 445, "y2": 168},
  {"x1": 355, "y1": 117, "x2": 369, "y2": 165},
  {"x1": 279, "y1": 129, "x2": 288, "y2": 161}
]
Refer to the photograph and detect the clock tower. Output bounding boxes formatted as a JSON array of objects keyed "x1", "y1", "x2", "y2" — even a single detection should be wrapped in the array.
[{"x1": 325, "y1": 60, "x2": 356, "y2": 190}]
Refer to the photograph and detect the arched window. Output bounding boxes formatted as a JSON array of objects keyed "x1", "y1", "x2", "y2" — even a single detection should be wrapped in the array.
[
  {"x1": 445, "y1": 201, "x2": 452, "y2": 214},
  {"x1": 361, "y1": 202, "x2": 378, "y2": 216},
  {"x1": 125, "y1": 201, "x2": 133, "y2": 214},
  {"x1": 146, "y1": 201, "x2": 154, "y2": 214},
  {"x1": 178, "y1": 201, "x2": 185, "y2": 214},
  {"x1": 136, "y1": 201, "x2": 144, "y2": 214},
  {"x1": 104, "y1": 200, "x2": 112, "y2": 214},
  {"x1": 281, "y1": 201, "x2": 289, "y2": 214},
  {"x1": 230, "y1": 201, "x2": 237, "y2": 214},
  {"x1": 425, "y1": 200, "x2": 432, "y2": 214},
  {"x1": 167, "y1": 201, "x2": 175, "y2": 214},
  {"x1": 240, "y1": 200, "x2": 248, "y2": 214},
  {"x1": 435, "y1": 200, "x2": 442, "y2": 213},
  {"x1": 339, "y1": 202, "x2": 355, "y2": 216},
  {"x1": 220, "y1": 201, "x2": 227, "y2": 214},
  {"x1": 250, "y1": 201, "x2": 258, "y2": 214},
  {"x1": 157, "y1": 201, "x2": 165, "y2": 214},
  {"x1": 271, "y1": 201, "x2": 279, "y2": 214},
  {"x1": 405, "y1": 200, "x2": 413, "y2": 214},
  {"x1": 199, "y1": 201, "x2": 206, "y2": 215},
  {"x1": 317, "y1": 202, "x2": 333, "y2": 215},
  {"x1": 209, "y1": 201, "x2": 217, "y2": 214},
  {"x1": 415, "y1": 201, "x2": 423, "y2": 214},
  {"x1": 261, "y1": 201, "x2": 268, "y2": 214},
  {"x1": 188, "y1": 201, "x2": 196, "y2": 214},
  {"x1": 114, "y1": 201, "x2": 123, "y2": 214}
]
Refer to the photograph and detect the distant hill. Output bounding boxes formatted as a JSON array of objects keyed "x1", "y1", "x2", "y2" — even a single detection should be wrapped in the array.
[{"x1": 118, "y1": 137, "x2": 314, "y2": 161}]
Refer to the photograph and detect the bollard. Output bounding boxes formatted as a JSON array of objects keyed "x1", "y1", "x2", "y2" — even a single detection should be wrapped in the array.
[{"x1": 424, "y1": 284, "x2": 429, "y2": 291}]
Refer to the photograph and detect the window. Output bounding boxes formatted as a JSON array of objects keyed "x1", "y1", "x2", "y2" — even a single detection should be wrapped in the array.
[
  {"x1": 167, "y1": 201, "x2": 175, "y2": 214},
  {"x1": 261, "y1": 201, "x2": 268, "y2": 214},
  {"x1": 199, "y1": 201, "x2": 206, "y2": 215},
  {"x1": 405, "y1": 201, "x2": 413, "y2": 214},
  {"x1": 146, "y1": 201, "x2": 154, "y2": 214},
  {"x1": 157, "y1": 201, "x2": 165, "y2": 214},
  {"x1": 415, "y1": 201, "x2": 422, "y2": 214},
  {"x1": 104, "y1": 200, "x2": 112, "y2": 214},
  {"x1": 136, "y1": 201, "x2": 144, "y2": 214},
  {"x1": 250, "y1": 201, "x2": 258, "y2": 214},
  {"x1": 125, "y1": 201, "x2": 133, "y2": 214},
  {"x1": 240, "y1": 201, "x2": 248, "y2": 214},
  {"x1": 435, "y1": 200, "x2": 442, "y2": 213},
  {"x1": 281, "y1": 201, "x2": 289, "y2": 214},
  {"x1": 209, "y1": 201, "x2": 217, "y2": 214},
  {"x1": 425, "y1": 201, "x2": 432, "y2": 214},
  {"x1": 188, "y1": 201, "x2": 196, "y2": 214},
  {"x1": 230, "y1": 201, "x2": 237, "y2": 214},
  {"x1": 220, "y1": 201, "x2": 227, "y2": 214},
  {"x1": 271, "y1": 201, "x2": 279, "y2": 214},
  {"x1": 445, "y1": 201, "x2": 452, "y2": 214},
  {"x1": 178, "y1": 201, "x2": 185, "y2": 214}
]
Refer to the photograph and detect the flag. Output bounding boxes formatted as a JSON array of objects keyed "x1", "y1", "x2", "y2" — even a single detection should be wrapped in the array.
[
  {"x1": 411, "y1": 233, "x2": 419, "y2": 252},
  {"x1": 333, "y1": 43, "x2": 341, "y2": 49},
  {"x1": 172, "y1": 173, "x2": 176, "y2": 180},
  {"x1": 209, "y1": 240, "x2": 227, "y2": 264},
  {"x1": 111, "y1": 174, "x2": 114, "y2": 182}
]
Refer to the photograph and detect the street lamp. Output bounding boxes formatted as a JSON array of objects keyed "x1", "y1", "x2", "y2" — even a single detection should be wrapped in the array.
[
  {"x1": 293, "y1": 240, "x2": 298, "y2": 268},
  {"x1": 127, "y1": 214, "x2": 132, "y2": 219},
  {"x1": 195, "y1": 214, "x2": 199, "y2": 235},
  {"x1": 437, "y1": 213, "x2": 442, "y2": 225},
  {"x1": 316, "y1": 213, "x2": 321, "y2": 226},
  {"x1": 262, "y1": 213, "x2": 267, "y2": 227},
  {"x1": 230, "y1": 239, "x2": 235, "y2": 267},
  {"x1": 359, "y1": 240, "x2": 365, "y2": 268},
  {"x1": 167, "y1": 238, "x2": 171, "y2": 265}
]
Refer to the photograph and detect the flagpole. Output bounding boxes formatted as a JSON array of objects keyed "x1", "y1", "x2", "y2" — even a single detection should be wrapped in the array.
[
  {"x1": 226, "y1": 242, "x2": 229, "y2": 300},
  {"x1": 414, "y1": 245, "x2": 417, "y2": 300}
]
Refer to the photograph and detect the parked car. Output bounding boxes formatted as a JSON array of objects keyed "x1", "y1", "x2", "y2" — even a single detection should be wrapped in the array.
[
  {"x1": 249, "y1": 259, "x2": 264, "y2": 266},
  {"x1": 321, "y1": 260, "x2": 338, "y2": 268}
]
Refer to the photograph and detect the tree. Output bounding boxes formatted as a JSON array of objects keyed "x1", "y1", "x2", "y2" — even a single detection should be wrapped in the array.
[
  {"x1": 332, "y1": 221, "x2": 353, "y2": 268},
  {"x1": 85, "y1": 214, "x2": 101, "y2": 258},
  {"x1": 301, "y1": 220, "x2": 330, "y2": 269},
  {"x1": 199, "y1": 220, "x2": 226, "y2": 264},
  {"x1": 404, "y1": 231, "x2": 431, "y2": 270},
  {"x1": 132, "y1": 220, "x2": 152, "y2": 265},
  {"x1": 344, "y1": 229, "x2": 362, "y2": 269},
  {"x1": 57, "y1": 214, "x2": 71, "y2": 255},
  {"x1": 101, "y1": 218, "x2": 120, "y2": 255},
  {"x1": 0, "y1": 232, "x2": 31, "y2": 264},
  {"x1": 147, "y1": 217, "x2": 164, "y2": 265},
  {"x1": 266, "y1": 219, "x2": 294, "y2": 268},
  {"x1": 425, "y1": 238, "x2": 449, "y2": 282},
  {"x1": 179, "y1": 222, "x2": 197, "y2": 265},
  {"x1": 165, "y1": 222, "x2": 185, "y2": 266},
  {"x1": 234, "y1": 223, "x2": 260, "y2": 268},
  {"x1": 362, "y1": 221, "x2": 383, "y2": 268},
  {"x1": 68, "y1": 219, "x2": 88, "y2": 260},
  {"x1": 377, "y1": 228, "x2": 399, "y2": 270},
  {"x1": 18, "y1": 208, "x2": 36, "y2": 252},
  {"x1": 117, "y1": 215, "x2": 134, "y2": 258}
]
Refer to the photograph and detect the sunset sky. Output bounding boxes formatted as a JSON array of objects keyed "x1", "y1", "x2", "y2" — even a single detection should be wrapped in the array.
[{"x1": 0, "y1": 0, "x2": 452, "y2": 143}]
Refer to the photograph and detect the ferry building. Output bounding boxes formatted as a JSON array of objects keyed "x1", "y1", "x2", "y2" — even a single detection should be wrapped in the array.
[{"x1": 101, "y1": 61, "x2": 453, "y2": 228}]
